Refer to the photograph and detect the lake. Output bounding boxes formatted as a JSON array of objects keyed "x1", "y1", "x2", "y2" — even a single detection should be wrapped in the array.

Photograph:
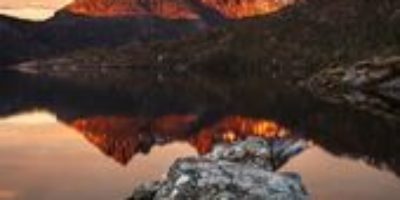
[{"x1": 0, "y1": 72, "x2": 399, "y2": 200}]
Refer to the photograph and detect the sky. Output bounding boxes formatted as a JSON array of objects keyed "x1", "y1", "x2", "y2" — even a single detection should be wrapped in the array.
[{"x1": 0, "y1": 0, "x2": 73, "y2": 20}]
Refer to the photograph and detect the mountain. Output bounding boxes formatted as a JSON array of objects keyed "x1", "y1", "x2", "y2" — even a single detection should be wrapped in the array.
[
  {"x1": 0, "y1": 15, "x2": 48, "y2": 65},
  {"x1": 0, "y1": 11, "x2": 206, "y2": 66},
  {"x1": 66, "y1": 0, "x2": 293, "y2": 19},
  {"x1": 9, "y1": 0, "x2": 400, "y2": 121},
  {"x1": 1, "y1": 0, "x2": 400, "y2": 181},
  {"x1": 0, "y1": 0, "x2": 294, "y2": 66},
  {"x1": 67, "y1": 0, "x2": 202, "y2": 19},
  {"x1": 200, "y1": 0, "x2": 294, "y2": 19},
  {"x1": 26, "y1": 0, "x2": 398, "y2": 81}
]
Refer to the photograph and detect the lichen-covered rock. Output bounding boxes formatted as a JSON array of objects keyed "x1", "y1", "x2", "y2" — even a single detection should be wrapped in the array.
[
  {"x1": 152, "y1": 158, "x2": 308, "y2": 200},
  {"x1": 130, "y1": 138, "x2": 309, "y2": 200},
  {"x1": 130, "y1": 182, "x2": 163, "y2": 200},
  {"x1": 206, "y1": 137, "x2": 308, "y2": 170}
]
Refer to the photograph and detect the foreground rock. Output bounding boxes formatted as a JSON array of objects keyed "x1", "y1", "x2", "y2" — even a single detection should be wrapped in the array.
[
  {"x1": 206, "y1": 137, "x2": 307, "y2": 171},
  {"x1": 129, "y1": 137, "x2": 309, "y2": 200}
]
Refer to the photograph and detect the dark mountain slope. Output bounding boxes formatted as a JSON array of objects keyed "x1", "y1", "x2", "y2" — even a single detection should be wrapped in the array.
[
  {"x1": 0, "y1": 15, "x2": 49, "y2": 65},
  {"x1": 17, "y1": 0, "x2": 400, "y2": 80},
  {"x1": 0, "y1": 12, "x2": 209, "y2": 66},
  {"x1": 0, "y1": 0, "x2": 293, "y2": 66}
]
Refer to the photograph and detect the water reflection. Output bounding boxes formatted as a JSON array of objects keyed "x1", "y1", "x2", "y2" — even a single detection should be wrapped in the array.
[
  {"x1": 71, "y1": 115, "x2": 197, "y2": 165},
  {"x1": 282, "y1": 147, "x2": 400, "y2": 200},
  {"x1": 0, "y1": 112, "x2": 197, "y2": 200},
  {"x1": 69, "y1": 115, "x2": 296, "y2": 165},
  {"x1": 0, "y1": 72, "x2": 400, "y2": 199}
]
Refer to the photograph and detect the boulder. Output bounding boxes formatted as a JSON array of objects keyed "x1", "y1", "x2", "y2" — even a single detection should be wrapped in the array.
[
  {"x1": 129, "y1": 137, "x2": 309, "y2": 200},
  {"x1": 206, "y1": 137, "x2": 307, "y2": 170}
]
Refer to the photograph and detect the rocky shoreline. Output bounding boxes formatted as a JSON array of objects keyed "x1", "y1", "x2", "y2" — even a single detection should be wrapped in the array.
[
  {"x1": 129, "y1": 137, "x2": 309, "y2": 200},
  {"x1": 5, "y1": 0, "x2": 400, "y2": 122},
  {"x1": 304, "y1": 56, "x2": 400, "y2": 120}
]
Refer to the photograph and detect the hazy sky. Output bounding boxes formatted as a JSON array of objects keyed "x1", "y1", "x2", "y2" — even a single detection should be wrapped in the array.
[
  {"x1": 0, "y1": 0, "x2": 73, "y2": 20},
  {"x1": 0, "y1": 0, "x2": 72, "y2": 9}
]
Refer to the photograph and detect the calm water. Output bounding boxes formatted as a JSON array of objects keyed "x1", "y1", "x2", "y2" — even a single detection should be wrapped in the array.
[{"x1": 0, "y1": 72, "x2": 400, "y2": 200}]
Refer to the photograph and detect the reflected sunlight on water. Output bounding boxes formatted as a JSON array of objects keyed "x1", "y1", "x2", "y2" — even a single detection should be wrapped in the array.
[
  {"x1": 281, "y1": 146, "x2": 400, "y2": 200},
  {"x1": 0, "y1": 111, "x2": 196, "y2": 200},
  {"x1": 0, "y1": 190, "x2": 16, "y2": 199},
  {"x1": 1, "y1": 111, "x2": 400, "y2": 200}
]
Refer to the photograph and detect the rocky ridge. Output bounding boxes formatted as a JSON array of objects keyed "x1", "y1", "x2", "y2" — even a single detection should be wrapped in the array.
[{"x1": 66, "y1": 0, "x2": 294, "y2": 19}]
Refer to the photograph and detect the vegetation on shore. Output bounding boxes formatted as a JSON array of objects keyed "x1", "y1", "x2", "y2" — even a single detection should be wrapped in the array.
[{"x1": 30, "y1": 0, "x2": 399, "y2": 82}]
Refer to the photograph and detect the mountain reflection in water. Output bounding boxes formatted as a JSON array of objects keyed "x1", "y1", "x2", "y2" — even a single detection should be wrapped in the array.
[
  {"x1": 0, "y1": 72, "x2": 400, "y2": 199},
  {"x1": 70, "y1": 115, "x2": 297, "y2": 166}
]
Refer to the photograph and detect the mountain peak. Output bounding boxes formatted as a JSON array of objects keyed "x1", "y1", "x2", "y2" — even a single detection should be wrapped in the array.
[
  {"x1": 65, "y1": 0, "x2": 295, "y2": 19},
  {"x1": 66, "y1": 0, "x2": 201, "y2": 19},
  {"x1": 201, "y1": 0, "x2": 294, "y2": 19}
]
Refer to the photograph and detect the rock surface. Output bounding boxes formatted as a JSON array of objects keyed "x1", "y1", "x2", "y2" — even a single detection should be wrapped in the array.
[
  {"x1": 305, "y1": 56, "x2": 400, "y2": 120},
  {"x1": 307, "y1": 56, "x2": 400, "y2": 90},
  {"x1": 129, "y1": 137, "x2": 309, "y2": 200},
  {"x1": 206, "y1": 137, "x2": 307, "y2": 170}
]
